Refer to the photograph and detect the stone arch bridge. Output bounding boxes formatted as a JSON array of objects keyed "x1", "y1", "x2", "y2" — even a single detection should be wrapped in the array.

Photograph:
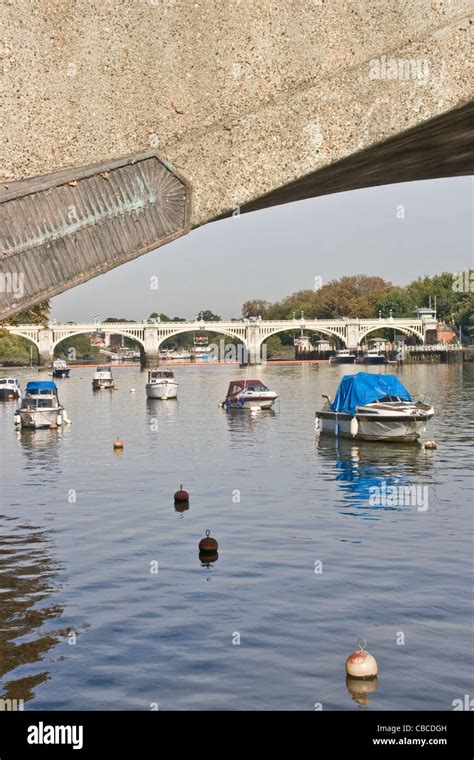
[{"x1": 5, "y1": 315, "x2": 435, "y2": 366}]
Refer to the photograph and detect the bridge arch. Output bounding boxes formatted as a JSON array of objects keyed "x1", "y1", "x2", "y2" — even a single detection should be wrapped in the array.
[
  {"x1": 53, "y1": 328, "x2": 146, "y2": 352},
  {"x1": 157, "y1": 326, "x2": 248, "y2": 351},
  {"x1": 258, "y1": 325, "x2": 347, "y2": 349},
  {"x1": 358, "y1": 323, "x2": 424, "y2": 344}
]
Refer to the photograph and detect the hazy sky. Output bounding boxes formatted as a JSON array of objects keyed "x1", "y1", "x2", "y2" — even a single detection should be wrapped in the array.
[{"x1": 51, "y1": 177, "x2": 473, "y2": 322}]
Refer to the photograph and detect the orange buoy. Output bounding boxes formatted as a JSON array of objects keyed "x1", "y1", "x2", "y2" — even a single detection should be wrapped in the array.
[
  {"x1": 345, "y1": 639, "x2": 378, "y2": 679},
  {"x1": 174, "y1": 485, "x2": 189, "y2": 503},
  {"x1": 199, "y1": 530, "x2": 218, "y2": 553},
  {"x1": 113, "y1": 437, "x2": 124, "y2": 450}
]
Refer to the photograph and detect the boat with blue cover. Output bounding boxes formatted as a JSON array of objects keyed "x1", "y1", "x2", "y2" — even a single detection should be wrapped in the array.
[
  {"x1": 315, "y1": 372, "x2": 434, "y2": 442},
  {"x1": 14, "y1": 381, "x2": 70, "y2": 429}
]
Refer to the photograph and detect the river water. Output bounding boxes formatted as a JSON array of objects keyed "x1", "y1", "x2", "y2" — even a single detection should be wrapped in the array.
[{"x1": 0, "y1": 362, "x2": 472, "y2": 710}]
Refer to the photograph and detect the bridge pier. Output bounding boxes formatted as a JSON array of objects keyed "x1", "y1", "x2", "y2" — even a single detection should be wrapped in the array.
[{"x1": 37, "y1": 329, "x2": 54, "y2": 367}]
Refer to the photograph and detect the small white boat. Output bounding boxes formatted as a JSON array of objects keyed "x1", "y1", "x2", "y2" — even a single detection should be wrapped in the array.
[
  {"x1": 51, "y1": 358, "x2": 71, "y2": 378},
  {"x1": 146, "y1": 369, "x2": 178, "y2": 399},
  {"x1": 222, "y1": 379, "x2": 278, "y2": 410},
  {"x1": 0, "y1": 376, "x2": 21, "y2": 401},
  {"x1": 92, "y1": 366, "x2": 114, "y2": 390},
  {"x1": 329, "y1": 349, "x2": 356, "y2": 365},
  {"x1": 361, "y1": 348, "x2": 387, "y2": 365},
  {"x1": 315, "y1": 372, "x2": 434, "y2": 442},
  {"x1": 15, "y1": 381, "x2": 70, "y2": 429},
  {"x1": 159, "y1": 350, "x2": 191, "y2": 361}
]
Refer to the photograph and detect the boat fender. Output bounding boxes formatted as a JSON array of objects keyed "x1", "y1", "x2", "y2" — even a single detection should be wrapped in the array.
[
  {"x1": 56, "y1": 414, "x2": 63, "y2": 426},
  {"x1": 14, "y1": 414, "x2": 21, "y2": 425},
  {"x1": 62, "y1": 411, "x2": 72, "y2": 425},
  {"x1": 314, "y1": 414, "x2": 319, "y2": 431},
  {"x1": 350, "y1": 417, "x2": 359, "y2": 437}
]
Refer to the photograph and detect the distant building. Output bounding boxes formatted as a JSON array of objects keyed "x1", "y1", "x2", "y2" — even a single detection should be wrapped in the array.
[{"x1": 436, "y1": 322, "x2": 457, "y2": 344}]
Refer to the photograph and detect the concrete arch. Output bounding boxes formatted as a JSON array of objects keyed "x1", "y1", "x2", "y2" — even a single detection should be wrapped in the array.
[
  {"x1": 358, "y1": 324, "x2": 424, "y2": 344},
  {"x1": 157, "y1": 327, "x2": 248, "y2": 350},
  {"x1": 8, "y1": 333, "x2": 41, "y2": 351},
  {"x1": 52, "y1": 329, "x2": 146, "y2": 351},
  {"x1": 258, "y1": 325, "x2": 347, "y2": 348}
]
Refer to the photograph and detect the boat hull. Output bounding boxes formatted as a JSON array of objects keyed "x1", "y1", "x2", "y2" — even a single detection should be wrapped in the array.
[
  {"x1": 225, "y1": 396, "x2": 277, "y2": 410},
  {"x1": 146, "y1": 381, "x2": 178, "y2": 399},
  {"x1": 19, "y1": 408, "x2": 62, "y2": 429},
  {"x1": 330, "y1": 357, "x2": 355, "y2": 364},
  {"x1": 52, "y1": 369, "x2": 70, "y2": 378},
  {"x1": 317, "y1": 413, "x2": 429, "y2": 442},
  {"x1": 92, "y1": 379, "x2": 114, "y2": 390},
  {"x1": 361, "y1": 356, "x2": 387, "y2": 365}
]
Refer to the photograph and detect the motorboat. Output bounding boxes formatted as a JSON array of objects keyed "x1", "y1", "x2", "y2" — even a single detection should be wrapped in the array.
[
  {"x1": 159, "y1": 350, "x2": 191, "y2": 361},
  {"x1": 329, "y1": 349, "x2": 356, "y2": 365},
  {"x1": 14, "y1": 381, "x2": 70, "y2": 429},
  {"x1": 146, "y1": 369, "x2": 178, "y2": 399},
  {"x1": 92, "y1": 366, "x2": 114, "y2": 390},
  {"x1": 51, "y1": 358, "x2": 71, "y2": 378},
  {"x1": 361, "y1": 348, "x2": 387, "y2": 365},
  {"x1": 0, "y1": 377, "x2": 21, "y2": 401},
  {"x1": 222, "y1": 379, "x2": 278, "y2": 410},
  {"x1": 315, "y1": 372, "x2": 434, "y2": 442}
]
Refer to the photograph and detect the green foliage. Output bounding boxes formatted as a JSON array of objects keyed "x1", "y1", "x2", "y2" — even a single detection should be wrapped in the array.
[
  {"x1": 0, "y1": 334, "x2": 36, "y2": 366},
  {"x1": 2, "y1": 301, "x2": 50, "y2": 326}
]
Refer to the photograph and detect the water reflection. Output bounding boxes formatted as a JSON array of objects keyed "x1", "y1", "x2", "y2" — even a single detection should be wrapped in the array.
[
  {"x1": 345, "y1": 675, "x2": 378, "y2": 707},
  {"x1": 0, "y1": 521, "x2": 65, "y2": 704},
  {"x1": 316, "y1": 436, "x2": 433, "y2": 517},
  {"x1": 16, "y1": 428, "x2": 63, "y2": 484}
]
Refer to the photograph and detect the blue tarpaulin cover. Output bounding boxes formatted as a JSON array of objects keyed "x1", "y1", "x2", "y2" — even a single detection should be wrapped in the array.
[
  {"x1": 331, "y1": 372, "x2": 412, "y2": 416},
  {"x1": 26, "y1": 381, "x2": 57, "y2": 392}
]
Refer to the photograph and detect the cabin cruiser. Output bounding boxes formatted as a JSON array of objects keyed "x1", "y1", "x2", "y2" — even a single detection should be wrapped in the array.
[
  {"x1": 0, "y1": 377, "x2": 21, "y2": 401},
  {"x1": 361, "y1": 348, "x2": 387, "y2": 365},
  {"x1": 315, "y1": 372, "x2": 434, "y2": 442},
  {"x1": 329, "y1": 349, "x2": 356, "y2": 365},
  {"x1": 51, "y1": 358, "x2": 71, "y2": 378},
  {"x1": 92, "y1": 366, "x2": 114, "y2": 390},
  {"x1": 146, "y1": 369, "x2": 178, "y2": 399},
  {"x1": 14, "y1": 381, "x2": 70, "y2": 429},
  {"x1": 222, "y1": 379, "x2": 278, "y2": 410}
]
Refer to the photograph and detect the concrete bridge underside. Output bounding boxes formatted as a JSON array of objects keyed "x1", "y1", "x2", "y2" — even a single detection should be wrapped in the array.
[{"x1": 1, "y1": 1, "x2": 473, "y2": 318}]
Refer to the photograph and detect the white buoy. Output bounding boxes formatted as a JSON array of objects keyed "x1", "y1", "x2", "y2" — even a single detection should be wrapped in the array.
[
  {"x1": 345, "y1": 639, "x2": 378, "y2": 679},
  {"x1": 130, "y1": 388, "x2": 136, "y2": 393},
  {"x1": 421, "y1": 439, "x2": 437, "y2": 449},
  {"x1": 350, "y1": 417, "x2": 359, "y2": 437},
  {"x1": 250, "y1": 406, "x2": 261, "y2": 412}
]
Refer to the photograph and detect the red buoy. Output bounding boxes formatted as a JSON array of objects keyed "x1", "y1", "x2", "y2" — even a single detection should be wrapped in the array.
[
  {"x1": 199, "y1": 530, "x2": 218, "y2": 553},
  {"x1": 174, "y1": 485, "x2": 189, "y2": 503}
]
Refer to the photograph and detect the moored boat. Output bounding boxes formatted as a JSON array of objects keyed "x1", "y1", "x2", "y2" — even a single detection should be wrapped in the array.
[
  {"x1": 92, "y1": 366, "x2": 114, "y2": 390},
  {"x1": 361, "y1": 348, "x2": 387, "y2": 365},
  {"x1": 145, "y1": 369, "x2": 178, "y2": 399},
  {"x1": 329, "y1": 349, "x2": 356, "y2": 365},
  {"x1": 14, "y1": 381, "x2": 70, "y2": 429},
  {"x1": 222, "y1": 379, "x2": 278, "y2": 410},
  {"x1": 315, "y1": 372, "x2": 434, "y2": 442},
  {"x1": 0, "y1": 377, "x2": 21, "y2": 401},
  {"x1": 51, "y1": 358, "x2": 71, "y2": 378}
]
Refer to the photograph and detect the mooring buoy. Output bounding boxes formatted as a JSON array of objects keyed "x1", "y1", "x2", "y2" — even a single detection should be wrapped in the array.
[
  {"x1": 174, "y1": 485, "x2": 189, "y2": 503},
  {"x1": 199, "y1": 529, "x2": 218, "y2": 553},
  {"x1": 345, "y1": 639, "x2": 378, "y2": 679},
  {"x1": 422, "y1": 439, "x2": 437, "y2": 449},
  {"x1": 113, "y1": 437, "x2": 124, "y2": 450}
]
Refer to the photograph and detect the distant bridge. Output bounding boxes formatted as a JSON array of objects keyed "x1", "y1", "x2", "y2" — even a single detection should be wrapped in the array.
[{"x1": 5, "y1": 315, "x2": 437, "y2": 366}]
